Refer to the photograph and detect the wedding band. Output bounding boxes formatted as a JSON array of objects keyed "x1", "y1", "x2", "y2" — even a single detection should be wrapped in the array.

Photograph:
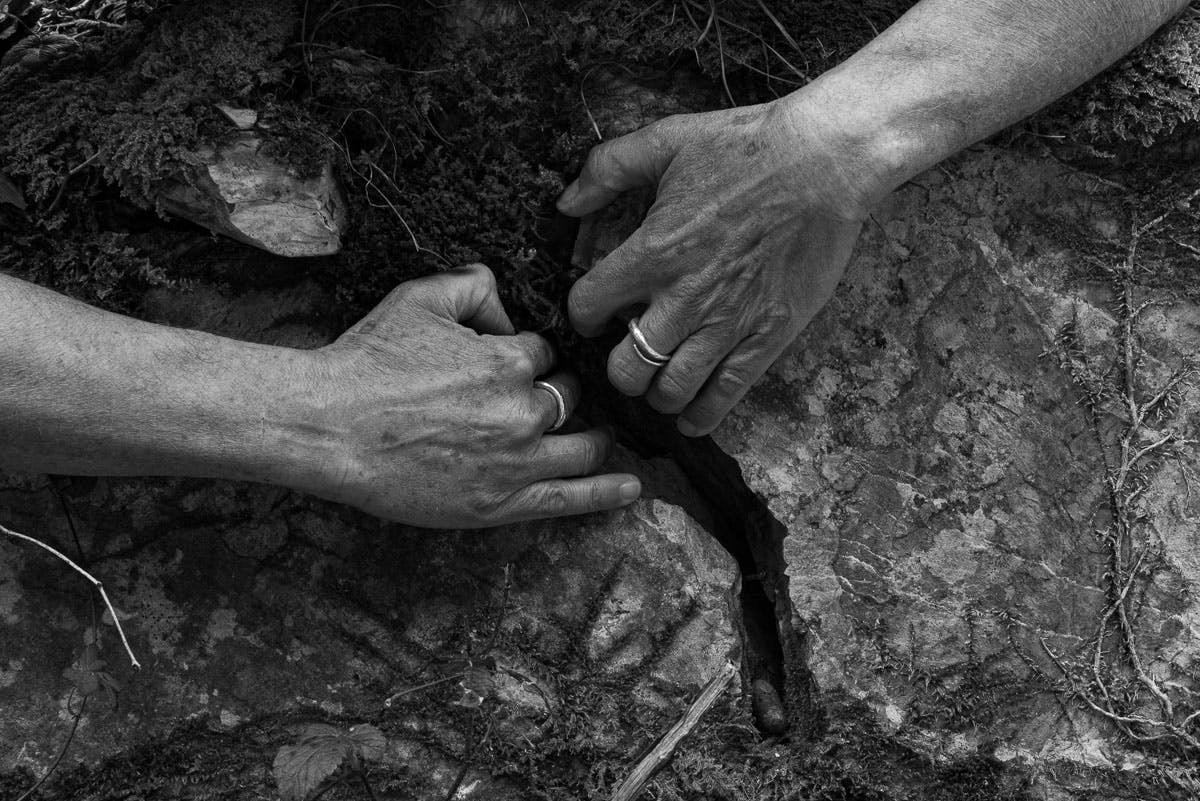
[
  {"x1": 533, "y1": 380, "x2": 568, "y2": 432},
  {"x1": 628, "y1": 317, "x2": 671, "y2": 368}
]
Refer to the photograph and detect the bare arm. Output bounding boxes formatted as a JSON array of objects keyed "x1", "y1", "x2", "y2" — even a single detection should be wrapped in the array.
[
  {"x1": 0, "y1": 272, "x2": 318, "y2": 482},
  {"x1": 560, "y1": 0, "x2": 1189, "y2": 435},
  {"x1": 809, "y1": 0, "x2": 1191, "y2": 200},
  {"x1": 0, "y1": 267, "x2": 640, "y2": 527}
]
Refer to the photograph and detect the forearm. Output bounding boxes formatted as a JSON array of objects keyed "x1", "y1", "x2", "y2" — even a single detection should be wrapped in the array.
[
  {"x1": 0, "y1": 272, "x2": 329, "y2": 486},
  {"x1": 802, "y1": 0, "x2": 1189, "y2": 198}
]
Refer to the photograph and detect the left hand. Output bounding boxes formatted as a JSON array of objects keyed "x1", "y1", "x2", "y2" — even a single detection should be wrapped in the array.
[{"x1": 557, "y1": 94, "x2": 880, "y2": 436}]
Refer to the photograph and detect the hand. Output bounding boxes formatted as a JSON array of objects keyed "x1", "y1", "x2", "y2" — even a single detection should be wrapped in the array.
[
  {"x1": 300, "y1": 264, "x2": 640, "y2": 528},
  {"x1": 558, "y1": 93, "x2": 883, "y2": 436}
]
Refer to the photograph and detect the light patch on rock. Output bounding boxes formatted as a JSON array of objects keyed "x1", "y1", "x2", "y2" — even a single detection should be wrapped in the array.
[
  {"x1": 932, "y1": 401, "x2": 969, "y2": 436},
  {"x1": 0, "y1": 657, "x2": 23, "y2": 688},
  {"x1": 205, "y1": 607, "x2": 239, "y2": 653},
  {"x1": 218, "y1": 709, "x2": 245, "y2": 728},
  {"x1": 0, "y1": 553, "x2": 23, "y2": 624}
]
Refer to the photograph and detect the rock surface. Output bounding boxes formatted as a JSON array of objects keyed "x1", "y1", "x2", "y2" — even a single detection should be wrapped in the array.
[
  {"x1": 574, "y1": 135, "x2": 1200, "y2": 794},
  {"x1": 159, "y1": 131, "x2": 346, "y2": 258},
  {"x1": 0, "y1": 285, "x2": 743, "y2": 800},
  {"x1": 712, "y1": 149, "x2": 1200, "y2": 793}
]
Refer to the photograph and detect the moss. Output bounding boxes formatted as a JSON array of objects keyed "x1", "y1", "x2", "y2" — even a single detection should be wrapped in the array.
[{"x1": 1037, "y1": 11, "x2": 1200, "y2": 150}]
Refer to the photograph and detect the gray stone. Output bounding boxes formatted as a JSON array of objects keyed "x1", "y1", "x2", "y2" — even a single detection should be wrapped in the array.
[
  {"x1": 713, "y1": 149, "x2": 1200, "y2": 792},
  {"x1": 159, "y1": 132, "x2": 346, "y2": 258},
  {"x1": 573, "y1": 138, "x2": 1200, "y2": 795},
  {"x1": 0, "y1": 470, "x2": 741, "y2": 797}
]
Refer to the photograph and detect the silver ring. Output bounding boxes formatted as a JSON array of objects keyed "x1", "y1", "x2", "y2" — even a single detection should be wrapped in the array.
[
  {"x1": 533, "y1": 380, "x2": 568, "y2": 432},
  {"x1": 628, "y1": 317, "x2": 671, "y2": 368}
]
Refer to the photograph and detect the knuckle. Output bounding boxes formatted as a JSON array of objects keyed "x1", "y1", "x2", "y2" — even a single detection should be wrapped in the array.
[
  {"x1": 507, "y1": 347, "x2": 536, "y2": 378},
  {"x1": 538, "y1": 482, "x2": 573, "y2": 515},
  {"x1": 470, "y1": 262, "x2": 497, "y2": 288},
  {"x1": 651, "y1": 370, "x2": 693, "y2": 412},
  {"x1": 466, "y1": 490, "x2": 504, "y2": 522},
  {"x1": 757, "y1": 299, "x2": 798, "y2": 336},
  {"x1": 578, "y1": 436, "x2": 602, "y2": 471},
  {"x1": 639, "y1": 228, "x2": 680, "y2": 262},
  {"x1": 609, "y1": 360, "x2": 645, "y2": 397},
  {"x1": 715, "y1": 367, "x2": 754, "y2": 398},
  {"x1": 589, "y1": 481, "x2": 608, "y2": 509},
  {"x1": 584, "y1": 144, "x2": 615, "y2": 185},
  {"x1": 644, "y1": 119, "x2": 671, "y2": 153},
  {"x1": 567, "y1": 280, "x2": 591, "y2": 321},
  {"x1": 519, "y1": 410, "x2": 546, "y2": 442}
]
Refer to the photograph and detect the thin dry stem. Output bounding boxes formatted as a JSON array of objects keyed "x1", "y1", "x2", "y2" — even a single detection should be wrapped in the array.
[
  {"x1": 610, "y1": 660, "x2": 737, "y2": 801},
  {"x1": 1, "y1": 523, "x2": 140, "y2": 669}
]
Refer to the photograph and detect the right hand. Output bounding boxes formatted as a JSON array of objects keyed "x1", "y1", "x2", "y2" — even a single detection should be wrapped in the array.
[
  {"x1": 298, "y1": 264, "x2": 640, "y2": 528},
  {"x1": 557, "y1": 93, "x2": 878, "y2": 437}
]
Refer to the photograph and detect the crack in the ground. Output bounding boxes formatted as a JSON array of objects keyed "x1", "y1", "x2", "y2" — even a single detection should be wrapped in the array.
[{"x1": 584, "y1": 386, "x2": 818, "y2": 738}]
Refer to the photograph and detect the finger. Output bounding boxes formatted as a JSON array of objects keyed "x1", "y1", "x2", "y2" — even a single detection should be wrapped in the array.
[
  {"x1": 606, "y1": 300, "x2": 690, "y2": 398},
  {"x1": 557, "y1": 119, "x2": 679, "y2": 217},
  {"x1": 495, "y1": 474, "x2": 642, "y2": 523},
  {"x1": 530, "y1": 372, "x2": 581, "y2": 432},
  {"x1": 677, "y1": 335, "x2": 784, "y2": 437},
  {"x1": 409, "y1": 264, "x2": 516, "y2": 334},
  {"x1": 568, "y1": 233, "x2": 657, "y2": 336},
  {"x1": 527, "y1": 427, "x2": 614, "y2": 480},
  {"x1": 645, "y1": 332, "x2": 727, "y2": 415},
  {"x1": 508, "y1": 332, "x2": 556, "y2": 379}
]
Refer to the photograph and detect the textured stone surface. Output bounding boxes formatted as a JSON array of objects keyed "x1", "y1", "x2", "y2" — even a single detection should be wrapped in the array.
[
  {"x1": 711, "y1": 149, "x2": 1200, "y2": 790},
  {"x1": 0, "y1": 278, "x2": 742, "y2": 799},
  {"x1": 574, "y1": 141, "x2": 1200, "y2": 794},
  {"x1": 0, "y1": 472, "x2": 741, "y2": 796},
  {"x1": 159, "y1": 131, "x2": 346, "y2": 258}
]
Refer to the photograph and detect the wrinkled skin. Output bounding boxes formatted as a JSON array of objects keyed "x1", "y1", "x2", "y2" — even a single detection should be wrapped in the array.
[
  {"x1": 307, "y1": 264, "x2": 640, "y2": 528},
  {"x1": 559, "y1": 95, "x2": 879, "y2": 436}
]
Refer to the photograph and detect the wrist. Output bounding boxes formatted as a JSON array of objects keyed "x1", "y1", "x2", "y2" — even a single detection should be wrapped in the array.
[
  {"x1": 241, "y1": 346, "x2": 346, "y2": 498},
  {"x1": 781, "y1": 64, "x2": 969, "y2": 206}
]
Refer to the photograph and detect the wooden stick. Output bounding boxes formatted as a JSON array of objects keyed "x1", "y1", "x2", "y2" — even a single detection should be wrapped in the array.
[
  {"x1": 611, "y1": 660, "x2": 737, "y2": 801},
  {"x1": 1, "y1": 523, "x2": 141, "y2": 669}
]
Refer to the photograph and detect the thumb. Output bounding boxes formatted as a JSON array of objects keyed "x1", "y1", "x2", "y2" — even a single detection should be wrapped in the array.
[
  {"x1": 411, "y1": 264, "x2": 516, "y2": 335},
  {"x1": 557, "y1": 119, "x2": 679, "y2": 217}
]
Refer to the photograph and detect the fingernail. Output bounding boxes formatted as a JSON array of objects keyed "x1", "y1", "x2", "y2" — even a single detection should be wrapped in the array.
[
  {"x1": 619, "y1": 480, "x2": 641, "y2": 503},
  {"x1": 677, "y1": 419, "x2": 701, "y2": 437},
  {"x1": 556, "y1": 181, "x2": 580, "y2": 212}
]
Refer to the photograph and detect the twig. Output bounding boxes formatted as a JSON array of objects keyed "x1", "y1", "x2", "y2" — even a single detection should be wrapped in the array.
[
  {"x1": 580, "y1": 67, "x2": 604, "y2": 142},
  {"x1": 610, "y1": 661, "x2": 737, "y2": 801},
  {"x1": 41, "y1": 150, "x2": 101, "y2": 219},
  {"x1": 383, "y1": 673, "x2": 463, "y2": 707},
  {"x1": 709, "y1": 0, "x2": 734, "y2": 106},
  {"x1": 1, "y1": 523, "x2": 140, "y2": 669},
  {"x1": 15, "y1": 694, "x2": 86, "y2": 801},
  {"x1": 443, "y1": 714, "x2": 492, "y2": 801}
]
